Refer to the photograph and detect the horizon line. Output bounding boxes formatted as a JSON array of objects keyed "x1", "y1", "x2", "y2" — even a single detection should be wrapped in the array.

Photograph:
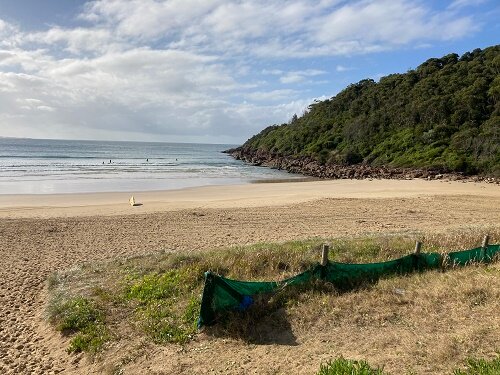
[{"x1": 0, "y1": 135, "x2": 239, "y2": 146}]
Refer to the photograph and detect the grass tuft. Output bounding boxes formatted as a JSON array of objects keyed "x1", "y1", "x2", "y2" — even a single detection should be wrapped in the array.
[
  {"x1": 453, "y1": 356, "x2": 500, "y2": 375},
  {"x1": 50, "y1": 296, "x2": 103, "y2": 332},
  {"x1": 125, "y1": 269, "x2": 201, "y2": 344},
  {"x1": 317, "y1": 357, "x2": 386, "y2": 375},
  {"x1": 47, "y1": 272, "x2": 61, "y2": 290},
  {"x1": 318, "y1": 356, "x2": 500, "y2": 375},
  {"x1": 67, "y1": 323, "x2": 109, "y2": 354},
  {"x1": 48, "y1": 296, "x2": 109, "y2": 353}
]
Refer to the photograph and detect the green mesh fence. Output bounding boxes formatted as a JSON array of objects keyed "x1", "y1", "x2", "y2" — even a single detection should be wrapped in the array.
[
  {"x1": 447, "y1": 245, "x2": 499, "y2": 266},
  {"x1": 198, "y1": 244, "x2": 499, "y2": 327}
]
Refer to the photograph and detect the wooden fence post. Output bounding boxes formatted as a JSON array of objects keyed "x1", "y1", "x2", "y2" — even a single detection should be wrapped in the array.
[
  {"x1": 482, "y1": 234, "x2": 489, "y2": 250},
  {"x1": 414, "y1": 241, "x2": 422, "y2": 255},
  {"x1": 321, "y1": 244, "x2": 330, "y2": 266},
  {"x1": 482, "y1": 234, "x2": 490, "y2": 260}
]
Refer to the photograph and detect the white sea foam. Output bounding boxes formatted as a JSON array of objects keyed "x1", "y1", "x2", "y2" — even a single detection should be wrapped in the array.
[{"x1": 0, "y1": 138, "x2": 302, "y2": 194}]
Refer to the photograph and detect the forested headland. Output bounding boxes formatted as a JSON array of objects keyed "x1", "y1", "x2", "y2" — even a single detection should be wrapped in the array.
[{"x1": 227, "y1": 45, "x2": 500, "y2": 179}]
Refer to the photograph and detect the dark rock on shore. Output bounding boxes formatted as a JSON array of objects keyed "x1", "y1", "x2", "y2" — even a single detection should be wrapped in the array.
[{"x1": 224, "y1": 147, "x2": 499, "y2": 183}]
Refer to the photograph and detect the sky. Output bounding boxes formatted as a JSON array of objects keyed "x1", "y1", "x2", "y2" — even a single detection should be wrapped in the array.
[{"x1": 0, "y1": 0, "x2": 498, "y2": 144}]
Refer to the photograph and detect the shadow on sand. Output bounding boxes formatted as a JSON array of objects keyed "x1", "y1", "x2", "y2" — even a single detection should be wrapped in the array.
[
  {"x1": 205, "y1": 307, "x2": 298, "y2": 346},
  {"x1": 202, "y1": 278, "x2": 387, "y2": 346}
]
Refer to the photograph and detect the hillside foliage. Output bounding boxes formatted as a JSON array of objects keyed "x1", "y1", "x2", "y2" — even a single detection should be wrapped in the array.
[{"x1": 243, "y1": 46, "x2": 500, "y2": 175}]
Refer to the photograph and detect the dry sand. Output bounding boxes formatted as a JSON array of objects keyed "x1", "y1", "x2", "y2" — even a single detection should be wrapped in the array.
[
  {"x1": 0, "y1": 179, "x2": 499, "y2": 374},
  {"x1": 0, "y1": 178, "x2": 498, "y2": 219}
]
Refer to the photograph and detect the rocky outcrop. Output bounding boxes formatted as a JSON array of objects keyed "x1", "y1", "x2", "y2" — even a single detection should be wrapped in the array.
[{"x1": 224, "y1": 147, "x2": 499, "y2": 183}]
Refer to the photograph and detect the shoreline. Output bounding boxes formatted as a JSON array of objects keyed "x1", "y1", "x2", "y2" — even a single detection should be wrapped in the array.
[
  {"x1": 0, "y1": 178, "x2": 498, "y2": 219},
  {"x1": 225, "y1": 147, "x2": 500, "y2": 182}
]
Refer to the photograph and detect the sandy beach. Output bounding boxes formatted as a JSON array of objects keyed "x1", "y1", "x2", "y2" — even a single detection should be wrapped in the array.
[
  {"x1": 0, "y1": 178, "x2": 498, "y2": 219},
  {"x1": 0, "y1": 179, "x2": 499, "y2": 374}
]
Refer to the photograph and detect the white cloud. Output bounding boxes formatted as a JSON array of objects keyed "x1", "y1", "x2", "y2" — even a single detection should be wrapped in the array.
[
  {"x1": 448, "y1": 0, "x2": 487, "y2": 10},
  {"x1": 280, "y1": 69, "x2": 326, "y2": 84},
  {"x1": 81, "y1": 0, "x2": 223, "y2": 40},
  {"x1": 336, "y1": 65, "x2": 352, "y2": 72},
  {"x1": 314, "y1": 0, "x2": 476, "y2": 51},
  {"x1": 0, "y1": 46, "x2": 308, "y2": 143},
  {"x1": 262, "y1": 69, "x2": 283, "y2": 75},
  {"x1": 0, "y1": 0, "x2": 488, "y2": 142},
  {"x1": 0, "y1": 19, "x2": 18, "y2": 36},
  {"x1": 26, "y1": 27, "x2": 117, "y2": 54},
  {"x1": 72, "y1": 0, "x2": 477, "y2": 58},
  {"x1": 246, "y1": 89, "x2": 299, "y2": 102}
]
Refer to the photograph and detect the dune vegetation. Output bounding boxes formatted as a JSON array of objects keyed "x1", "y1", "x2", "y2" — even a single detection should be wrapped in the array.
[{"x1": 46, "y1": 229, "x2": 499, "y2": 374}]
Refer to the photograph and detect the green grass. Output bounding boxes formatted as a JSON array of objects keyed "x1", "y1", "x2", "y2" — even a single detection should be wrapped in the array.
[
  {"x1": 317, "y1": 356, "x2": 500, "y2": 375},
  {"x1": 316, "y1": 357, "x2": 500, "y2": 375},
  {"x1": 67, "y1": 324, "x2": 109, "y2": 354},
  {"x1": 124, "y1": 269, "x2": 201, "y2": 344},
  {"x1": 317, "y1": 357, "x2": 386, "y2": 375},
  {"x1": 453, "y1": 356, "x2": 500, "y2": 375},
  {"x1": 48, "y1": 296, "x2": 109, "y2": 353}
]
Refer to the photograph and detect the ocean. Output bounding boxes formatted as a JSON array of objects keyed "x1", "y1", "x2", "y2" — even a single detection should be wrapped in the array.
[{"x1": 0, "y1": 138, "x2": 301, "y2": 194}]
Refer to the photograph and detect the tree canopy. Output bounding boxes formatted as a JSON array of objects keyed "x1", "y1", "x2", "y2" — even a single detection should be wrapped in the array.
[{"x1": 240, "y1": 45, "x2": 500, "y2": 176}]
